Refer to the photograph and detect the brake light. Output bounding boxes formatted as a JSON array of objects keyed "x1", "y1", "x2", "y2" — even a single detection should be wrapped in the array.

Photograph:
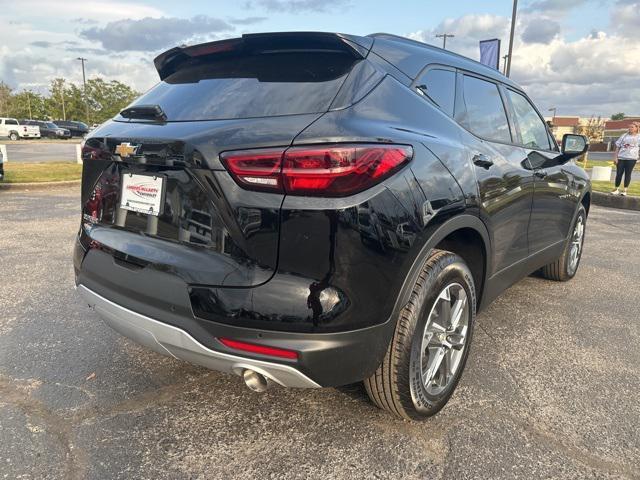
[
  {"x1": 218, "y1": 338, "x2": 299, "y2": 360},
  {"x1": 221, "y1": 144, "x2": 412, "y2": 197},
  {"x1": 220, "y1": 149, "x2": 285, "y2": 192},
  {"x1": 187, "y1": 39, "x2": 242, "y2": 57}
]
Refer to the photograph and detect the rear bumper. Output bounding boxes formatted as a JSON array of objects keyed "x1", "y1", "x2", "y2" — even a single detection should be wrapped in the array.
[
  {"x1": 77, "y1": 280, "x2": 394, "y2": 387},
  {"x1": 78, "y1": 284, "x2": 321, "y2": 388}
]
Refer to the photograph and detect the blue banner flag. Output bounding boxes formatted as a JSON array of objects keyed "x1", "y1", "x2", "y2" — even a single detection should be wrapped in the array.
[{"x1": 479, "y1": 39, "x2": 501, "y2": 70}]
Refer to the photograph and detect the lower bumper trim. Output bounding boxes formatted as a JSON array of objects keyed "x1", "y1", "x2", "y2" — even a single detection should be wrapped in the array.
[{"x1": 77, "y1": 284, "x2": 321, "y2": 388}]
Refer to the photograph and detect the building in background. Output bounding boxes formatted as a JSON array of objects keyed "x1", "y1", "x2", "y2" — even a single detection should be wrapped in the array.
[
  {"x1": 603, "y1": 117, "x2": 640, "y2": 147},
  {"x1": 544, "y1": 116, "x2": 582, "y2": 143},
  {"x1": 544, "y1": 116, "x2": 607, "y2": 147}
]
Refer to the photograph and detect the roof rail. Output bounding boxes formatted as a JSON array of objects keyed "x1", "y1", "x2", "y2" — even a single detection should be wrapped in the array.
[
  {"x1": 368, "y1": 32, "x2": 437, "y2": 50},
  {"x1": 368, "y1": 32, "x2": 510, "y2": 80}
]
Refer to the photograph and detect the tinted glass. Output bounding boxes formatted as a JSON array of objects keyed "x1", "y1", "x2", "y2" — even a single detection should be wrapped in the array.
[
  {"x1": 46, "y1": 122, "x2": 58, "y2": 128},
  {"x1": 507, "y1": 90, "x2": 551, "y2": 150},
  {"x1": 417, "y1": 68, "x2": 456, "y2": 116},
  {"x1": 5, "y1": 119, "x2": 18, "y2": 125},
  {"x1": 459, "y1": 75, "x2": 511, "y2": 143},
  {"x1": 126, "y1": 52, "x2": 356, "y2": 121}
]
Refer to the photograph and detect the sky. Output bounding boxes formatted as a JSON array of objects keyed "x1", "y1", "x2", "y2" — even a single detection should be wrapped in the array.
[{"x1": 1, "y1": 0, "x2": 639, "y2": 117}]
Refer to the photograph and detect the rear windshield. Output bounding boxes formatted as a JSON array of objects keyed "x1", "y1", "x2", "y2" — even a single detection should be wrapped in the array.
[{"x1": 123, "y1": 52, "x2": 358, "y2": 121}]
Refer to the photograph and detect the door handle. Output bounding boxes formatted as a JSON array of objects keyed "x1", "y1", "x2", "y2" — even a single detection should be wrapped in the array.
[
  {"x1": 534, "y1": 169, "x2": 548, "y2": 178},
  {"x1": 472, "y1": 154, "x2": 494, "y2": 169}
]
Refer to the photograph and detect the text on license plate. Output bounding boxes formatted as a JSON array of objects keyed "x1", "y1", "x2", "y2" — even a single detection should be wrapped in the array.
[{"x1": 120, "y1": 173, "x2": 164, "y2": 216}]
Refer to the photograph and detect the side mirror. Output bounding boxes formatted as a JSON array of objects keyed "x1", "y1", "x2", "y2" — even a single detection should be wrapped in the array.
[{"x1": 562, "y1": 134, "x2": 589, "y2": 157}]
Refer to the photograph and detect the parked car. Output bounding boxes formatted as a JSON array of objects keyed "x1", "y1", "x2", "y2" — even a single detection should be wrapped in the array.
[
  {"x1": 0, "y1": 145, "x2": 4, "y2": 181},
  {"x1": 53, "y1": 120, "x2": 89, "y2": 137},
  {"x1": 0, "y1": 117, "x2": 40, "y2": 140},
  {"x1": 75, "y1": 32, "x2": 591, "y2": 420},
  {"x1": 23, "y1": 120, "x2": 71, "y2": 139}
]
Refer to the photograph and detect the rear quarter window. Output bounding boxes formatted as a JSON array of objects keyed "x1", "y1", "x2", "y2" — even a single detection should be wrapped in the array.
[
  {"x1": 124, "y1": 52, "x2": 357, "y2": 121},
  {"x1": 457, "y1": 75, "x2": 511, "y2": 143}
]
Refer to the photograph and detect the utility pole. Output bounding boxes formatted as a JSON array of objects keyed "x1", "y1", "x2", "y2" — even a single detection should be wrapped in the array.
[
  {"x1": 60, "y1": 89, "x2": 66, "y2": 121},
  {"x1": 506, "y1": 0, "x2": 518, "y2": 77},
  {"x1": 26, "y1": 91, "x2": 32, "y2": 119},
  {"x1": 77, "y1": 57, "x2": 89, "y2": 124},
  {"x1": 502, "y1": 54, "x2": 509, "y2": 75},
  {"x1": 435, "y1": 33, "x2": 455, "y2": 50}
]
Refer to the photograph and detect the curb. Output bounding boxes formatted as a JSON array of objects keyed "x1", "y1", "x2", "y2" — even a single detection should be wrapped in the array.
[
  {"x1": 0, "y1": 180, "x2": 81, "y2": 191},
  {"x1": 592, "y1": 191, "x2": 640, "y2": 211}
]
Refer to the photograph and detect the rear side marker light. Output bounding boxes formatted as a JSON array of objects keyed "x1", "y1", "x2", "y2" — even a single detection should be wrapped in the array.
[
  {"x1": 218, "y1": 337, "x2": 299, "y2": 360},
  {"x1": 221, "y1": 144, "x2": 413, "y2": 197}
]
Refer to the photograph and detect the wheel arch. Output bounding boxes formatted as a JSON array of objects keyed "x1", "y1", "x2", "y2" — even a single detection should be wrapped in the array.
[
  {"x1": 580, "y1": 190, "x2": 591, "y2": 217},
  {"x1": 391, "y1": 214, "x2": 490, "y2": 322}
]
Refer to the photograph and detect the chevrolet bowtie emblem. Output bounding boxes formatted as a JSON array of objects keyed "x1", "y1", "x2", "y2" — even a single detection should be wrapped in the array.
[{"x1": 115, "y1": 142, "x2": 139, "y2": 158}]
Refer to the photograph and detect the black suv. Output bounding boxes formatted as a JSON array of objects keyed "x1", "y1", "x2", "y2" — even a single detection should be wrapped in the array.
[
  {"x1": 75, "y1": 32, "x2": 590, "y2": 420},
  {"x1": 23, "y1": 120, "x2": 71, "y2": 139},
  {"x1": 54, "y1": 120, "x2": 89, "y2": 137}
]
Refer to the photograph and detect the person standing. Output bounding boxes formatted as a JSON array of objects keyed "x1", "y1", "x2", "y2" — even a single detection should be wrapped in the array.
[{"x1": 612, "y1": 122, "x2": 640, "y2": 196}]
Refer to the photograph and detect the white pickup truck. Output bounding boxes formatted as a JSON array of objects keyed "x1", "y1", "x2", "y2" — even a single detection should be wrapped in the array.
[{"x1": 0, "y1": 117, "x2": 41, "y2": 140}]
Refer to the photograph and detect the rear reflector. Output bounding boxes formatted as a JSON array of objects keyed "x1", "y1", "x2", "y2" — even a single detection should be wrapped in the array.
[
  {"x1": 218, "y1": 337, "x2": 299, "y2": 360},
  {"x1": 220, "y1": 144, "x2": 412, "y2": 197}
]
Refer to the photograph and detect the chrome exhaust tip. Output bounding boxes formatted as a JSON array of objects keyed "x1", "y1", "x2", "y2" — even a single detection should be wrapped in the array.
[{"x1": 243, "y1": 369, "x2": 270, "y2": 393}]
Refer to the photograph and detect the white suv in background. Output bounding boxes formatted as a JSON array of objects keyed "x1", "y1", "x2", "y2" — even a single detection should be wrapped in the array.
[{"x1": 0, "y1": 117, "x2": 41, "y2": 140}]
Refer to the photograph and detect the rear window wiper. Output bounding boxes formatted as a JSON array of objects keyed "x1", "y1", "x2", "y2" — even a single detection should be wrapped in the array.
[{"x1": 119, "y1": 104, "x2": 167, "y2": 122}]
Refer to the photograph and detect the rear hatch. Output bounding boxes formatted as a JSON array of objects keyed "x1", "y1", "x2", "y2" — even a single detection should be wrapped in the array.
[{"x1": 78, "y1": 32, "x2": 370, "y2": 288}]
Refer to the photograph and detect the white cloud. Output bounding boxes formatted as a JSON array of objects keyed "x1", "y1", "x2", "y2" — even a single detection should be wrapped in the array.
[
  {"x1": 3, "y1": 1, "x2": 164, "y2": 21},
  {"x1": 80, "y1": 16, "x2": 235, "y2": 52},
  {"x1": 406, "y1": 13, "x2": 640, "y2": 117},
  {"x1": 611, "y1": 1, "x2": 640, "y2": 39}
]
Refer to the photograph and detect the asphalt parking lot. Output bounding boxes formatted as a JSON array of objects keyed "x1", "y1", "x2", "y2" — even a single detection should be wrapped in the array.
[
  {"x1": 3, "y1": 142, "x2": 79, "y2": 163},
  {"x1": 1, "y1": 186, "x2": 639, "y2": 480}
]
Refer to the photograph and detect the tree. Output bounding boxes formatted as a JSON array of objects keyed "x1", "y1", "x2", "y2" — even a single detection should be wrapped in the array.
[
  {"x1": 0, "y1": 82, "x2": 12, "y2": 117},
  {"x1": 86, "y1": 78, "x2": 138, "y2": 124},
  {"x1": 8, "y1": 91, "x2": 47, "y2": 120},
  {"x1": 579, "y1": 116, "x2": 605, "y2": 143},
  {"x1": 0, "y1": 76, "x2": 139, "y2": 124},
  {"x1": 45, "y1": 78, "x2": 71, "y2": 121},
  {"x1": 611, "y1": 113, "x2": 625, "y2": 120}
]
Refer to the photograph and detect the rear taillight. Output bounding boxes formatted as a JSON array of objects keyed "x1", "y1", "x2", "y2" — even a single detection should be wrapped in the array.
[
  {"x1": 221, "y1": 144, "x2": 412, "y2": 197},
  {"x1": 81, "y1": 144, "x2": 110, "y2": 161},
  {"x1": 219, "y1": 149, "x2": 285, "y2": 192}
]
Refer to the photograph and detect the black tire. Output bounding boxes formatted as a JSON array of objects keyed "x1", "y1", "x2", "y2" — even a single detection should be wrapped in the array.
[
  {"x1": 540, "y1": 204, "x2": 586, "y2": 281},
  {"x1": 9, "y1": 132, "x2": 18, "y2": 141},
  {"x1": 364, "y1": 249, "x2": 476, "y2": 420}
]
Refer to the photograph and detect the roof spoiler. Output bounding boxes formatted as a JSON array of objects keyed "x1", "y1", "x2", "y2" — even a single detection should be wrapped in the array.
[{"x1": 153, "y1": 32, "x2": 373, "y2": 80}]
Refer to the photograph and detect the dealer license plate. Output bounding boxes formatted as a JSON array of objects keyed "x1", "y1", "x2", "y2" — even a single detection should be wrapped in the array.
[{"x1": 120, "y1": 173, "x2": 165, "y2": 216}]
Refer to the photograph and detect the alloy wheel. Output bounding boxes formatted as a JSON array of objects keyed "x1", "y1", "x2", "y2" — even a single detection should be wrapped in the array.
[
  {"x1": 419, "y1": 283, "x2": 470, "y2": 396},
  {"x1": 568, "y1": 215, "x2": 585, "y2": 274}
]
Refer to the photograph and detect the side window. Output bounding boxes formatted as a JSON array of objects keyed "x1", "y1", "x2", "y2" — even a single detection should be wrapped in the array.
[
  {"x1": 416, "y1": 68, "x2": 456, "y2": 116},
  {"x1": 6, "y1": 119, "x2": 18, "y2": 125},
  {"x1": 458, "y1": 75, "x2": 511, "y2": 143},
  {"x1": 506, "y1": 90, "x2": 551, "y2": 150}
]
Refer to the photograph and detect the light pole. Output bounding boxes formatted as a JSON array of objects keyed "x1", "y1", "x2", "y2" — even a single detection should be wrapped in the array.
[
  {"x1": 506, "y1": 0, "x2": 518, "y2": 77},
  {"x1": 502, "y1": 54, "x2": 509, "y2": 75},
  {"x1": 548, "y1": 107, "x2": 557, "y2": 119},
  {"x1": 26, "y1": 91, "x2": 32, "y2": 119},
  {"x1": 76, "y1": 57, "x2": 89, "y2": 124},
  {"x1": 435, "y1": 33, "x2": 455, "y2": 50}
]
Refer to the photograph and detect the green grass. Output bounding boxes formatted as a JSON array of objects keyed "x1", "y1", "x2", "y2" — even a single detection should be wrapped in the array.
[
  {"x1": 591, "y1": 180, "x2": 640, "y2": 197},
  {"x1": 579, "y1": 158, "x2": 640, "y2": 170},
  {"x1": 2, "y1": 162, "x2": 82, "y2": 183}
]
